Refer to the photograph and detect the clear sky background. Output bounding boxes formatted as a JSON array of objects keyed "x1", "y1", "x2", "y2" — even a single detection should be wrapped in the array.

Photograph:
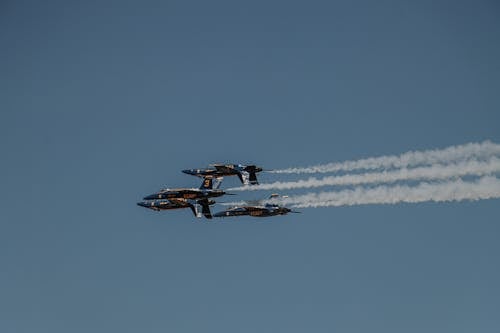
[{"x1": 1, "y1": 1, "x2": 500, "y2": 332}]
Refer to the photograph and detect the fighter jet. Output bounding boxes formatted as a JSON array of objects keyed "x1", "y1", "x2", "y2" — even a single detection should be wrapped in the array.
[
  {"x1": 213, "y1": 194, "x2": 299, "y2": 218},
  {"x1": 182, "y1": 164, "x2": 263, "y2": 185},
  {"x1": 142, "y1": 177, "x2": 226, "y2": 201},
  {"x1": 137, "y1": 198, "x2": 214, "y2": 219}
]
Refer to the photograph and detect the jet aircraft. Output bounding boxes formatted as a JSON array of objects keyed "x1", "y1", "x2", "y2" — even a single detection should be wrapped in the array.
[
  {"x1": 183, "y1": 164, "x2": 263, "y2": 185},
  {"x1": 137, "y1": 198, "x2": 214, "y2": 219},
  {"x1": 143, "y1": 177, "x2": 226, "y2": 201},
  {"x1": 213, "y1": 194, "x2": 299, "y2": 218}
]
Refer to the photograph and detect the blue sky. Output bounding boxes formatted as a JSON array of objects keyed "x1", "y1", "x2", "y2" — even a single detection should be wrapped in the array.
[{"x1": 1, "y1": 1, "x2": 500, "y2": 332}]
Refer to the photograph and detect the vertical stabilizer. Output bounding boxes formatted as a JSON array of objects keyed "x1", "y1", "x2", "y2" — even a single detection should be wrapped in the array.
[
  {"x1": 199, "y1": 177, "x2": 213, "y2": 190},
  {"x1": 198, "y1": 199, "x2": 213, "y2": 219}
]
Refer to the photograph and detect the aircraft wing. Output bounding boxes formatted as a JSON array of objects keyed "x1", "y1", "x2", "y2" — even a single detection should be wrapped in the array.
[
  {"x1": 168, "y1": 198, "x2": 189, "y2": 206},
  {"x1": 239, "y1": 171, "x2": 250, "y2": 185},
  {"x1": 213, "y1": 164, "x2": 231, "y2": 172}
]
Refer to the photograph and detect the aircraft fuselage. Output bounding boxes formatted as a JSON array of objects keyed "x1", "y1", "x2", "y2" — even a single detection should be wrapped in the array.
[
  {"x1": 143, "y1": 188, "x2": 225, "y2": 200},
  {"x1": 183, "y1": 164, "x2": 263, "y2": 185},
  {"x1": 214, "y1": 205, "x2": 292, "y2": 218}
]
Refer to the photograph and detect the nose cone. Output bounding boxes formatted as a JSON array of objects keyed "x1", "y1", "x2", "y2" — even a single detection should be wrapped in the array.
[
  {"x1": 182, "y1": 169, "x2": 194, "y2": 175},
  {"x1": 137, "y1": 201, "x2": 150, "y2": 208}
]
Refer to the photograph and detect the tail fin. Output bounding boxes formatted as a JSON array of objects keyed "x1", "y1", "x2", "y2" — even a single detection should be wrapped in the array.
[
  {"x1": 237, "y1": 172, "x2": 247, "y2": 185},
  {"x1": 237, "y1": 165, "x2": 260, "y2": 185},
  {"x1": 199, "y1": 177, "x2": 213, "y2": 190},
  {"x1": 189, "y1": 204, "x2": 202, "y2": 218},
  {"x1": 213, "y1": 177, "x2": 223, "y2": 189},
  {"x1": 248, "y1": 171, "x2": 258, "y2": 185},
  {"x1": 198, "y1": 199, "x2": 213, "y2": 219},
  {"x1": 245, "y1": 165, "x2": 260, "y2": 184}
]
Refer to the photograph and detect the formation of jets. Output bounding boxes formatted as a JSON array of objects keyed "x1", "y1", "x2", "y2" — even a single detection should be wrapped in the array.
[{"x1": 137, "y1": 163, "x2": 299, "y2": 220}]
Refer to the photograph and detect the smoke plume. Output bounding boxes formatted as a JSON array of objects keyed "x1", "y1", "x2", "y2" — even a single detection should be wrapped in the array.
[
  {"x1": 271, "y1": 176, "x2": 500, "y2": 208},
  {"x1": 270, "y1": 141, "x2": 500, "y2": 174}
]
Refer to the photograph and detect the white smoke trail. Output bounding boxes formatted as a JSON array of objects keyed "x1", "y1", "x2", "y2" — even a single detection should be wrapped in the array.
[
  {"x1": 219, "y1": 201, "x2": 248, "y2": 207},
  {"x1": 272, "y1": 176, "x2": 500, "y2": 208},
  {"x1": 230, "y1": 157, "x2": 500, "y2": 191},
  {"x1": 270, "y1": 141, "x2": 500, "y2": 174}
]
